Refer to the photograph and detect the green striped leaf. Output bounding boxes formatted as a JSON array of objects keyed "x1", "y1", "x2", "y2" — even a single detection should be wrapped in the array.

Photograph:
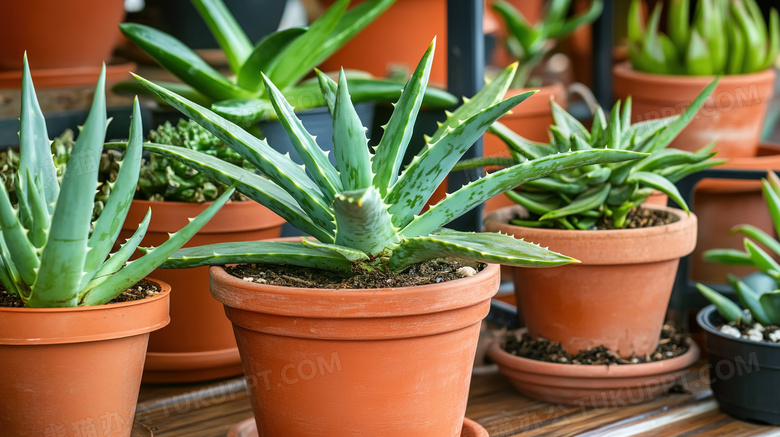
[{"x1": 333, "y1": 187, "x2": 399, "y2": 255}]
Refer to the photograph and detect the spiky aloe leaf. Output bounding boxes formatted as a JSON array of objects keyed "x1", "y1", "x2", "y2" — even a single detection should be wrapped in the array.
[
  {"x1": 135, "y1": 141, "x2": 333, "y2": 243},
  {"x1": 18, "y1": 54, "x2": 58, "y2": 211},
  {"x1": 81, "y1": 99, "x2": 143, "y2": 289},
  {"x1": 80, "y1": 187, "x2": 235, "y2": 306},
  {"x1": 540, "y1": 184, "x2": 611, "y2": 222},
  {"x1": 23, "y1": 171, "x2": 49, "y2": 248},
  {"x1": 238, "y1": 28, "x2": 306, "y2": 92},
  {"x1": 487, "y1": 122, "x2": 551, "y2": 161},
  {"x1": 112, "y1": 79, "x2": 213, "y2": 107},
  {"x1": 697, "y1": 283, "x2": 744, "y2": 323},
  {"x1": 759, "y1": 290, "x2": 780, "y2": 325},
  {"x1": 551, "y1": 99, "x2": 589, "y2": 141},
  {"x1": 333, "y1": 70, "x2": 373, "y2": 190},
  {"x1": 0, "y1": 237, "x2": 23, "y2": 299},
  {"x1": 262, "y1": 73, "x2": 342, "y2": 201},
  {"x1": 0, "y1": 184, "x2": 38, "y2": 286},
  {"x1": 387, "y1": 91, "x2": 536, "y2": 227},
  {"x1": 191, "y1": 0, "x2": 253, "y2": 75},
  {"x1": 626, "y1": 171, "x2": 688, "y2": 212},
  {"x1": 133, "y1": 74, "x2": 335, "y2": 232},
  {"x1": 315, "y1": 69, "x2": 338, "y2": 114},
  {"x1": 728, "y1": 275, "x2": 772, "y2": 326},
  {"x1": 744, "y1": 238, "x2": 780, "y2": 278},
  {"x1": 372, "y1": 39, "x2": 435, "y2": 196},
  {"x1": 119, "y1": 23, "x2": 250, "y2": 102},
  {"x1": 389, "y1": 230, "x2": 576, "y2": 272},
  {"x1": 731, "y1": 224, "x2": 780, "y2": 257},
  {"x1": 333, "y1": 187, "x2": 399, "y2": 255},
  {"x1": 159, "y1": 240, "x2": 367, "y2": 273},
  {"x1": 401, "y1": 149, "x2": 646, "y2": 237},
  {"x1": 428, "y1": 62, "x2": 518, "y2": 144},
  {"x1": 27, "y1": 67, "x2": 108, "y2": 307}
]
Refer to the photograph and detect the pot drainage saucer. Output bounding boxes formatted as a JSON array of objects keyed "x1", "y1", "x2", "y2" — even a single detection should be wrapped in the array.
[{"x1": 226, "y1": 417, "x2": 488, "y2": 436}]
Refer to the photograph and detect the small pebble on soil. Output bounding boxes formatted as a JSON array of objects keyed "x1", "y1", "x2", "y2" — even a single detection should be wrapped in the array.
[{"x1": 719, "y1": 321, "x2": 780, "y2": 344}]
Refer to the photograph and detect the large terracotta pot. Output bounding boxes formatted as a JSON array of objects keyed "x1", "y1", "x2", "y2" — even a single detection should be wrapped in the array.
[
  {"x1": 482, "y1": 82, "x2": 567, "y2": 214},
  {"x1": 318, "y1": 0, "x2": 448, "y2": 86},
  {"x1": 119, "y1": 200, "x2": 285, "y2": 383},
  {"x1": 209, "y1": 262, "x2": 500, "y2": 436},
  {"x1": 484, "y1": 205, "x2": 697, "y2": 357},
  {"x1": 0, "y1": 0, "x2": 126, "y2": 71},
  {"x1": 692, "y1": 144, "x2": 780, "y2": 284},
  {"x1": 0, "y1": 281, "x2": 170, "y2": 437},
  {"x1": 613, "y1": 62, "x2": 776, "y2": 159}
]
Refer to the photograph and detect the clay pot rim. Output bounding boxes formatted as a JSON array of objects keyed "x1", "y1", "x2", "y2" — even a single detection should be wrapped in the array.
[
  {"x1": 613, "y1": 61, "x2": 776, "y2": 86},
  {"x1": 0, "y1": 277, "x2": 169, "y2": 314},
  {"x1": 697, "y1": 305, "x2": 780, "y2": 350},
  {"x1": 487, "y1": 332, "x2": 701, "y2": 378}
]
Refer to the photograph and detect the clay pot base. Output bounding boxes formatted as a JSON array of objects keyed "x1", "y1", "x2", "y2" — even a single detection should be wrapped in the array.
[
  {"x1": 488, "y1": 329, "x2": 700, "y2": 407},
  {"x1": 226, "y1": 417, "x2": 489, "y2": 437},
  {"x1": 132, "y1": 422, "x2": 154, "y2": 436},
  {"x1": 142, "y1": 348, "x2": 242, "y2": 384}
]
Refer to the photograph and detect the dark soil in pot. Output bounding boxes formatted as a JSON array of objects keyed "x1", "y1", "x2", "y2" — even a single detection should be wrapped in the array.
[
  {"x1": 698, "y1": 305, "x2": 780, "y2": 425},
  {"x1": 0, "y1": 279, "x2": 161, "y2": 307}
]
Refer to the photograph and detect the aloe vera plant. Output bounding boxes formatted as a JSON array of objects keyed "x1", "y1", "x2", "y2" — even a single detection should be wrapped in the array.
[
  {"x1": 116, "y1": 41, "x2": 649, "y2": 275},
  {"x1": 117, "y1": 0, "x2": 457, "y2": 128},
  {"x1": 628, "y1": 0, "x2": 779, "y2": 75},
  {"x1": 457, "y1": 78, "x2": 723, "y2": 230},
  {"x1": 492, "y1": 0, "x2": 603, "y2": 87},
  {"x1": 0, "y1": 57, "x2": 232, "y2": 308},
  {"x1": 699, "y1": 171, "x2": 780, "y2": 328}
]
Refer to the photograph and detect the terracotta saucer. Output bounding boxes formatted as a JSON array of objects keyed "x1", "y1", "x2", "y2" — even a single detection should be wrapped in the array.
[
  {"x1": 142, "y1": 348, "x2": 243, "y2": 383},
  {"x1": 488, "y1": 329, "x2": 700, "y2": 407},
  {"x1": 0, "y1": 61, "x2": 135, "y2": 89},
  {"x1": 226, "y1": 417, "x2": 489, "y2": 437}
]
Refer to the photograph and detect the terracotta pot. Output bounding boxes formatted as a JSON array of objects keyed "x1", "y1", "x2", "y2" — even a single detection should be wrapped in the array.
[
  {"x1": 0, "y1": 0, "x2": 126, "y2": 71},
  {"x1": 692, "y1": 144, "x2": 780, "y2": 284},
  {"x1": 209, "y1": 262, "x2": 500, "y2": 436},
  {"x1": 613, "y1": 62, "x2": 776, "y2": 159},
  {"x1": 318, "y1": 0, "x2": 448, "y2": 86},
  {"x1": 488, "y1": 333, "x2": 700, "y2": 406},
  {"x1": 227, "y1": 417, "x2": 490, "y2": 437},
  {"x1": 0, "y1": 281, "x2": 170, "y2": 437},
  {"x1": 482, "y1": 82, "x2": 567, "y2": 214},
  {"x1": 119, "y1": 200, "x2": 285, "y2": 383},
  {"x1": 484, "y1": 204, "x2": 697, "y2": 357}
]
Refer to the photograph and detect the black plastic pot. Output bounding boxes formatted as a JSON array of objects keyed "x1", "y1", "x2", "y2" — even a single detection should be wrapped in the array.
[{"x1": 697, "y1": 305, "x2": 780, "y2": 425}]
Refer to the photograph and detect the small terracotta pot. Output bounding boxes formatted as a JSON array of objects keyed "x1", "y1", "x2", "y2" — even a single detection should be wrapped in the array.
[
  {"x1": 209, "y1": 262, "x2": 500, "y2": 436},
  {"x1": 484, "y1": 205, "x2": 697, "y2": 357},
  {"x1": 119, "y1": 200, "x2": 285, "y2": 383},
  {"x1": 0, "y1": 0, "x2": 126, "y2": 71},
  {"x1": 488, "y1": 333, "x2": 700, "y2": 406},
  {"x1": 318, "y1": 0, "x2": 448, "y2": 86},
  {"x1": 482, "y1": 82, "x2": 568, "y2": 214},
  {"x1": 692, "y1": 144, "x2": 780, "y2": 283},
  {"x1": 0, "y1": 280, "x2": 170, "y2": 437},
  {"x1": 613, "y1": 62, "x2": 776, "y2": 159}
]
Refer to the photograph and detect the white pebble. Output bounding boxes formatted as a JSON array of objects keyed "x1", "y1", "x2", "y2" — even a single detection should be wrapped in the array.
[
  {"x1": 456, "y1": 266, "x2": 477, "y2": 277},
  {"x1": 256, "y1": 278, "x2": 267, "y2": 284},
  {"x1": 242, "y1": 277, "x2": 254, "y2": 282},
  {"x1": 769, "y1": 331, "x2": 780, "y2": 343},
  {"x1": 719, "y1": 325, "x2": 742, "y2": 338},
  {"x1": 753, "y1": 323, "x2": 766, "y2": 332},
  {"x1": 746, "y1": 329, "x2": 764, "y2": 342}
]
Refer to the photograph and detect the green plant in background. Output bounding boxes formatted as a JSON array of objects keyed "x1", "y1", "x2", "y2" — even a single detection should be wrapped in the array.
[
  {"x1": 699, "y1": 171, "x2": 780, "y2": 327},
  {"x1": 117, "y1": 41, "x2": 647, "y2": 274},
  {"x1": 139, "y1": 120, "x2": 246, "y2": 202},
  {"x1": 457, "y1": 78, "x2": 722, "y2": 230},
  {"x1": 628, "y1": 0, "x2": 779, "y2": 75},
  {"x1": 117, "y1": 0, "x2": 457, "y2": 128},
  {"x1": 0, "y1": 57, "x2": 232, "y2": 308},
  {"x1": 492, "y1": 0, "x2": 603, "y2": 87}
]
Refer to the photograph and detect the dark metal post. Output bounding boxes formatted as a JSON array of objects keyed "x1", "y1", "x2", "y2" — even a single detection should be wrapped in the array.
[
  {"x1": 592, "y1": 0, "x2": 613, "y2": 108},
  {"x1": 446, "y1": 0, "x2": 485, "y2": 231}
]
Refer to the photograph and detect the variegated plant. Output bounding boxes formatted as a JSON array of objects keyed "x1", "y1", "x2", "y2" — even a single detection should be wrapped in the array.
[
  {"x1": 124, "y1": 41, "x2": 647, "y2": 274},
  {"x1": 458, "y1": 79, "x2": 722, "y2": 229},
  {"x1": 0, "y1": 57, "x2": 232, "y2": 308}
]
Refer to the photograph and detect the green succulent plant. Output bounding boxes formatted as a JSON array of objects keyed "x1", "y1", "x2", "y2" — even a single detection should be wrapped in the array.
[
  {"x1": 628, "y1": 0, "x2": 779, "y2": 75},
  {"x1": 114, "y1": 41, "x2": 649, "y2": 275},
  {"x1": 457, "y1": 78, "x2": 723, "y2": 230},
  {"x1": 492, "y1": 0, "x2": 603, "y2": 87},
  {"x1": 0, "y1": 57, "x2": 232, "y2": 308},
  {"x1": 699, "y1": 171, "x2": 780, "y2": 327},
  {"x1": 138, "y1": 119, "x2": 245, "y2": 202},
  {"x1": 117, "y1": 0, "x2": 457, "y2": 128}
]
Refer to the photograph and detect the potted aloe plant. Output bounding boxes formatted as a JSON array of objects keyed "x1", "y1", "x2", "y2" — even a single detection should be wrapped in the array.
[
  {"x1": 697, "y1": 171, "x2": 780, "y2": 425},
  {"x1": 619, "y1": 0, "x2": 780, "y2": 285},
  {"x1": 481, "y1": 0, "x2": 602, "y2": 212},
  {"x1": 116, "y1": 0, "x2": 457, "y2": 158},
  {"x1": 481, "y1": 80, "x2": 721, "y2": 405},
  {"x1": 121, "y1": 41, "x2": 646, "y2": 435},
  {"x1": 0, "y1": 57, "x2": 231, "y2": 437}
]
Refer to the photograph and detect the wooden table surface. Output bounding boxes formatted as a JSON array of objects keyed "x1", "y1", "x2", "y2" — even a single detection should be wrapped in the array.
[{"x1": 135, "y1": 362, "x2": 779, "y2": 436}]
